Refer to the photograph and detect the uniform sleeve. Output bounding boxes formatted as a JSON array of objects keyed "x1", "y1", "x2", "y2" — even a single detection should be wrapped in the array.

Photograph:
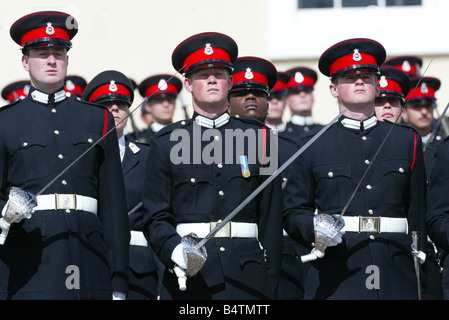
[
  {"x1": 99, "y1": 112, "x2": 130, "y2": 294},
  {"x1": 142, "y1": 136, "x2": 181, "y2": 267},
  {"x1": 406, "y1": 133, "x2": 428, "y2": 252},
  {"x1": 282, "y1": 138, "x2": 316, "y2": 248},
  {"x1": 427, "y1": 138, "x2": 449, "y2": 250}
]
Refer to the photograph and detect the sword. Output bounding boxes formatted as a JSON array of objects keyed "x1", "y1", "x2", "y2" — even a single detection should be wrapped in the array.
[
  {"x1": 193, "y1": 108, "x2": 347, "y2": 251},
  {"x1": 411, "y1": 231, "x2": 423, "y2": 300}
]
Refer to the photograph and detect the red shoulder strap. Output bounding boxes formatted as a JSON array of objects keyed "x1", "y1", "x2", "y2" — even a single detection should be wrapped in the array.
[
  {"x1": 102, "y1": 109, "x2": 109, "y2": 141},
  {"x1": 410, "y1": 130, "x2": 417, "y2": 173}
]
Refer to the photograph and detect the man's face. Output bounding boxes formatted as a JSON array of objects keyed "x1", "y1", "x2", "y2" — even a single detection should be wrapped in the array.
[
  {"x1": 404, "y1": 101, "x2": 435, "y2": 134},
  {"x1": 267, "y1": 92, "x2": 287, "y2": 122},
  {"x1": 185, "y1": 67, "x2": 232, "y2": 106},
  {"x1": 286, "y1": 86, "x2": 314, "y2": 114},
  {"x1": 22, "y1": 47, "x2": 68, "y2": 92},
  {"x1": 104, "y1": 101, "x2": 130, "y2": 132},
  {"x1": 228, "y1": 90, "x2": 269, "y2": 123},
  {"x1": 374, "y1": 96, "x2": 403, "y2": 122},
  {"x1": 146, "y1": 95, "x2": 176, "y2": 125},
  {"x1": 331, "y1": 73, "x2": 379, "y2": 108}
]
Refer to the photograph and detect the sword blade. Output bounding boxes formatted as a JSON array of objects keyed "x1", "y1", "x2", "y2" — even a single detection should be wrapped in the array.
[{"x1": 194, "y1": 108, "x2": 347, "y2": 249}]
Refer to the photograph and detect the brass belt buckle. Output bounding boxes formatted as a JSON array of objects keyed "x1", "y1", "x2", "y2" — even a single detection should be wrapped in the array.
[
  {"x1": 56, "y1": 194, "x2": 76, "y2": 210},
  {"x1": 210, "y1": 221, "x2": 231, "y2": 238},
  {"x1": 359, "y1": 216, "x2": 380, "y2": 233}
]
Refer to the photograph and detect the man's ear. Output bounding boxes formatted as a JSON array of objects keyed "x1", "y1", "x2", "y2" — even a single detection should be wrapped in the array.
[
  {"x1": 329, "y1": 82, "x2": 338, "y2": 98},
  {"x1": 184, "y1": 76, "x2": 193, "y2": 93},
  {"x1": 22, "y1": 55, "x2": 30, "y2": 72},
  {"x1": 227, "y1": 75, "x2": 233, "y2": 91}
]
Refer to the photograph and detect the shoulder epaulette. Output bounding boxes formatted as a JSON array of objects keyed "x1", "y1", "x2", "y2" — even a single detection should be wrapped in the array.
[
  {"x1": 152, "y1": 119, "x2": 192, "y2": 138},
  {"x1": 232, "y1": 114, "x2": 268, "y2": 129},
  {"x1": 383, "y1": 119, "x2": 418, "y2": 133},
  {"x1": 0, "y1": 97, "x2": 24, "y2": 111}
]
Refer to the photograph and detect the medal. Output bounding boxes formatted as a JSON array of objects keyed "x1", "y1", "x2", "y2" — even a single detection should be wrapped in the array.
[{"x1": 240, "y1": 155, "x2": 250, "y2": 178}]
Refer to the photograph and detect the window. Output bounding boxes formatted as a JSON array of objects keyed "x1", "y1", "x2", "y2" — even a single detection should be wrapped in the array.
[{"x1": 298, "y1": 0, "x2": 421, "y2": 9}]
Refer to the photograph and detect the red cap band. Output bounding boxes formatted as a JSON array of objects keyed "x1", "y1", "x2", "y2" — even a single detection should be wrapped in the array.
[
  {"x1": 232, "y1": 71, "x2": 268, "y2": 86},
  {"x1": 406, "y1": 85, "x2": 436, "y2": 100},
  {"x1": 144, "y1": 82, "x2": 179, "y2": 97},
  {"x1": 272, "y1": 79, "x2": 287, "y2": 91},
  {"x1": 287, "y1": 74, "x2": 315, "y2": 88},
  {"x1": 379, "y1": 78, "x2": 402, "y2": 94},
  {"x1": 65, "y1": 83, "x2": 84, "y2": 95},
  {"x1": 329, "y1": 52, "x2": 378, "y2": 76},
  {"x1": 21, "y1": 26, "x2": 70, "y2": 46},
  {"x1": 88, "y1": 83, "x2": 131, "y2": 102},
  {"x1": 6, "y1": 89, "x2": 27, "y2": 101},
  {"x1": 183, "y1": 46, "x2": 231, "y2": 73}
]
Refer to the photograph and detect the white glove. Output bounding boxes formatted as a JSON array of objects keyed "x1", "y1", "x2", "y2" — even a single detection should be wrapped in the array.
[
  {"x1": 112, "y1": 291, "x2": 126, "y2": 300},
  {"x1": 171, "y1": 243, "x2": 187, "y2": 269},
  {"x1": 314, "y1": 214, "x2": 345, "y2": 247},
  {"x1": 171, "y1": 243, "x2": 188, "y2": 291}
]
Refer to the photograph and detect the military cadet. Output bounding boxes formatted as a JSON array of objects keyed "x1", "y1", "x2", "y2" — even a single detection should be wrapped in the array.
[
  {"x1": 142, "y1": 32, "x2": 283, "y2": 300},
  {"x1": 83, "y1": 70, "x2": 163, "y2": 300},
  {"x1": 374, "y1": 67, "x2": 443, "y2": 299},
  {"x1": 284, "y1": 66, "x2": 322, "y2": 137},
  {"x1": 265, "y1": 72, "x2": 290, "y2": 133},
  {"x1": 64, "y1": 75, "x2": 87, "y2": 99},
  {"x1": 403, "y1": 76, "x2": 444, "y2": 178},
  {"x1": 227, "y1": 56, "x2": 309, "y2": 300},
  {"x1": 427, "y1": 136, "x2": 449, "y2": 299},
  {"x1": 0, "y1": 11, "x2": 129, "y2": 299},
  {"x1": 1, "y1": 80, "x2": 31, "y2": 103},
  {"x1": 283, "y1": 38, "x2": 431, "y2": 299},
  {"x1": 374, "y1": 66, "x2": 410, "y2": 123},
  {"x1": 128, "y1": 74, "x2": 182, "y2": 143}
]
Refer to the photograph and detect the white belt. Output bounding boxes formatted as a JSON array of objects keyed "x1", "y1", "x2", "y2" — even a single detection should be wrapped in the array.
[
  {"x1": 130, "y1": 230, "x2": 148, "y2": 247},
  {"x1": 342, "y1": 216, "x2": 408, "y2": 234},
  {"x1": 176, "y1": 222, "x2": 258, "y2": 238},
  {"x1": 34, "y1": 194, "x2": 98, "y2": 215}
]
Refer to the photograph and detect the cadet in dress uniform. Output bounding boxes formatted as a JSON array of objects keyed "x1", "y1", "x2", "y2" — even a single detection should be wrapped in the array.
[
  {"x1": 284, "y1": 66, "x2": 322, "y2": 137},
  {"x1": 64, "y1": 75, "x2": 87, "y2": 99},
  {"x1": 83, "y1": 70, "x2": 162, "y2": 300},
  {"x1": 0, "y1": 11, "x2": 129, "y2": 300},
  {"x1": 374, "y1": 66, "x2": 410, "y2": 123},
  {"x1": 404, "y1": 77, "x2": 445, "y2": 179},
  {"x1": 374, "y1": 67, "x2": 443, "y2": 299},
  {"x1": 142, "y1": 32, "x2": 283, "y2": 300},
  {"x1": 1, "y1": 80, "x2": 31, "y2": 103},
  {"x1": 283, "y1": 38, "x2": 430, "y2": 299},
  {"x1": 265, "y1": 72, "x2": 290, "y2": 133},
  {"x1": 128, "y1": 75, "x2": 182, "y2": 143},
  {"x1": 227, "y1": 56, "x2": 308, "y2": 300}
]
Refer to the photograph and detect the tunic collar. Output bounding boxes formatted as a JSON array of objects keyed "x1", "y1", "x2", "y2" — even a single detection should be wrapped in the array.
[
  {"x1": 30, "y1": 87, "x2": 67, "y2": 104},
  {"x1": 266, "y1": 122, "x2": 286, "y2": 133},
  {"x1": 194, "y1": 112, "x2": 230, "y2": 129},
  {"x1": 340, "y1": 115, "x2": 377, "y2": 131},
  {"x1": 290, "y1": 115, "x2": 314, "y2": 126}
]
